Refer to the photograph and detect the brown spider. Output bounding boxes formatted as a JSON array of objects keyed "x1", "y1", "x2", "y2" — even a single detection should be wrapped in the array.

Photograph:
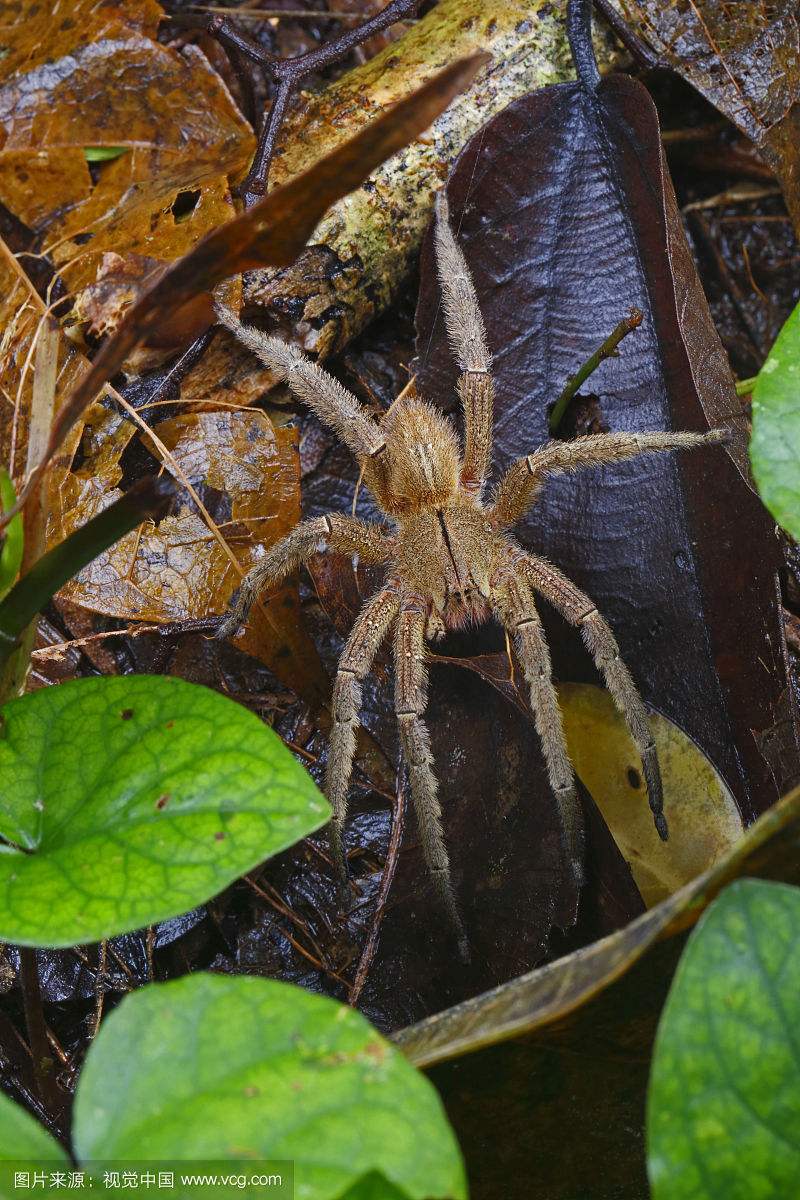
[{"x1": 216, "y1": 193, "x2": 728, "y2": 953}]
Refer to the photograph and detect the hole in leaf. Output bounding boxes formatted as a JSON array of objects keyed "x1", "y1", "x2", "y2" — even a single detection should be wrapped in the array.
[{"x1": 171, "y1": 190, "x2": 201, "y2": 223}]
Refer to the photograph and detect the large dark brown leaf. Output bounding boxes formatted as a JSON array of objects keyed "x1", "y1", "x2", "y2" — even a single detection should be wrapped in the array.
[{"x1": 415, "y1": 5, "x2": 799, "y2": 828}]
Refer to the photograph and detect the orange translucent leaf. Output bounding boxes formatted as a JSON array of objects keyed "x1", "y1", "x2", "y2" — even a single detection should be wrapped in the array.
[{"x1": 52, "y1": 409, "x2": 327, "y2": 705}]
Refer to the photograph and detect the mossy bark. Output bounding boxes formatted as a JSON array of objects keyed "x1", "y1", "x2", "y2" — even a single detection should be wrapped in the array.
[{"x1": 243, "y1": 0, "x2": 623, "y2": 359}]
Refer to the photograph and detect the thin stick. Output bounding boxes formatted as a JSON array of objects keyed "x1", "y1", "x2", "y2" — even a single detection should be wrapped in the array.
[
  {"x1": 90, "y1": 941, "x2": 108, "y2": 1039},
  {"x1": 549, "y1": 307, "x2": 643, "y2": 434},
  {"x1": 348, "y1": 772, "x2": 407, "y2": 1005},
  {"x1": 194, "y1": 0, "x2": 421, "y2": 205},
  {"x1": 19, "y1": 948, "x2": 59, "y2": 1116},
  {"x1": 591, "y1": 0, "x2": 665, "y2": 70},
  {"x1": 137, "y1": 328, "x2": 216, "y2": 420}
]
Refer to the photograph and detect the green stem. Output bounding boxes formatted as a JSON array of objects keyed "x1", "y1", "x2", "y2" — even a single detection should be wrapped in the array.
[
  {"x1": 0, "y1": 470, "x2": 23, "y2": 601},
  {"x1": 549, "y1": 307, "x2": 643, "y2": 435},
  {"x1": 735, "y1": 376, "x2": 757, "y2": 396}
]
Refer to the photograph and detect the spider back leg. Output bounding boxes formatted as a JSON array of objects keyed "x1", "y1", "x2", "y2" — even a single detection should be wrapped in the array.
[
  {"x1": 395, "y1": 597, "x2": 469, "y2": 959},
  {"x1": 524, "y1": 554, "x2": 667, "y2": 840},
  {"x1": 491, "y1": 565, "x2": 585, "y2": 888},
  {"x1": 326, "y1": 581, "x2": 402, "y2": 880}
]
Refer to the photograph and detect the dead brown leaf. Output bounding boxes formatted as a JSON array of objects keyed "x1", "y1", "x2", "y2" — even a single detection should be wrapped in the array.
[
  {"x1": 0, "y1": 0, "x2": 253, "y2": 249},
  {"x1": 609, "y1": 0, "x2": 800, "y2": 232},
  {"x1": 0, "y1": 237, "x2": 327, "y2": 703},
  {"x1": 50, "y1": 406, "x2": 328, "y2": 705}
]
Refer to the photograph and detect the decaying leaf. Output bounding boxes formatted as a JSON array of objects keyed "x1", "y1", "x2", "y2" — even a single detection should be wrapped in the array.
[
  {"x1": 0, "y1": 241, "x2": 84, "y2": 490},
  {"x1": 392, "y1": 788, "x2": 800, "y2": 1199},
  {"x1": 414, "y1": 16, "x2": 799, "y2": 833},
  {"x1": 244, "y1": 0, "x2": 624, "y2": 360},
  {"x1": 559, "y1": 684, "x2": 742, "y2": 906},
  {"x1": 52, "y1": 408, "x2": 326, "y2": 704},
  {"x1": 604, "y1": 0, "x2": 800, "y2": 233},
  {"x1": 5, "y1": 52, "x2": 486, "y2": 523},
  {"x1": 0, "y1": 240, "x2": 328, "y2": 702},
  {"x1": 0, "y1": 0, "x2": 253, "y2": 307}
]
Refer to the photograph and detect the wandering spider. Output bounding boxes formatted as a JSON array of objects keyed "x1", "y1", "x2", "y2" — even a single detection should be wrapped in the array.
[{"x1": 216, "y1": 193, "x2": 728, "y2": 953}]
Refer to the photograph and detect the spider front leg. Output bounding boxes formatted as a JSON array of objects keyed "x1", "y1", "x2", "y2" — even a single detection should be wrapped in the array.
[
  {"x1": 491, "y1": 565, "x2": 585, "y2": 888},
  {"x1": 524, "y1": 553, "x2": 667, "y2": 840},
  {"x1": 326, "y1": 581, "x2": 402, "y2": 880},
  {"x1": 490, "y1": 428, "x2": 730, "y2": 530},
  {"x1": 434, "y1": 192, "x2": 494, "y2": 497},
  {"x1": 394, "y1": 599, "x2": 469, "y2": 958},
  {"x1": 216, "y1": 513, "x2": 390, "y2": 639}
]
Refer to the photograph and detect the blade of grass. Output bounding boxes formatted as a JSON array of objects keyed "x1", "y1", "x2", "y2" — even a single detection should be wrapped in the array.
[{"x1": 0, "y1": 477, "x2": 175, "y2": 676}]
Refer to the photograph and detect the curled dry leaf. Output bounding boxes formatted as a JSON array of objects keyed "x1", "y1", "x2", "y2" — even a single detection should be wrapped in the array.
[
  {"x1": 415, "y1": 17, "x2": 799, "y2": 830},
  {"x1": 392, "y1": 788, "x2": 800, "y2": 1199},
  {"x1": 604, "y1": 0, "x2": 800, "y2": 234},
  {"x1": 0, "y1": 243, "x2": 84, "y2": 486},
  {"x1": 245, "y1": 0, "x2": 624, "y2": 361}
]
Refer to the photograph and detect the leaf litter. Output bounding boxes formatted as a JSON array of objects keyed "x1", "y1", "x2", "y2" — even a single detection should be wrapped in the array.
[{"x1": 0, "y1": 0, "x2": 798, "y2": 1167}]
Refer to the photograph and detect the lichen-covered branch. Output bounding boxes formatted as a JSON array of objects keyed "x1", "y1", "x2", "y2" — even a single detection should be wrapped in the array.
[{"x1": 244, "y1": 0, "x2": 622, "y2": 359}]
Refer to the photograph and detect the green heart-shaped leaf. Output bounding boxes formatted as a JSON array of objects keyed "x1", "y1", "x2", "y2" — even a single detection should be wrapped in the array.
[
  {"x1": 0, "y1": 1088, "x2": 69, "y2": 1162},
  {"x1": 750, "y1": 300, "x2": 800, "y2": 539},
  {"x1": 73, "y1": 973, "x2": 466, "y2": 1200},
  {"x1": 647, "y1": 879, "x2": 800, "y2": 1198},
  {"x1": 0, "y1": 676, "x2": 329, "y2": 946}
]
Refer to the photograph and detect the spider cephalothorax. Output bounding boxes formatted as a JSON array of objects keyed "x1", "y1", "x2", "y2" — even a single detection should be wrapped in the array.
[{"x1": 217, "y1": 193, "x2": 727, "y2": 953}]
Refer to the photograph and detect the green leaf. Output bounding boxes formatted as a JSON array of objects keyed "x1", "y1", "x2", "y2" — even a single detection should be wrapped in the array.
[
  {"x1": 0, "y1": 1088, "x2": 69, "y2": 1162},
  {"x1": 647, "y1": 879, "x2": 800, "y2": 1199},
  {"x1": 83, "y1": 146, "x2": 127, "y2": 162},
  {"x1": 0, "y1": 469, "x2": 23, "y2": 601},
  {"x1": 73, "y1": 974, "x2": 466, "y2": 1200},
  {"x1": 749, "y1": 301, "x2": 800, "y2": 539},
  {"x1": 0, "y1": 675, "x2": 329, "y2": 946}
]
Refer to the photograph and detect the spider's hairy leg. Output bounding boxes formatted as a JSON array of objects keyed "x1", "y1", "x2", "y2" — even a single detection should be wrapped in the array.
[
  {"x1": 326, "y1": 581, "x2": 402, "y2": 881},
  {"x1": 491, "y1": 562, "x2": 585, "y2": 888},
  {"x1": 524, "y1": 553, "x2": 668, "y2": 840},
  {"x1": 395, "y1": 598, "x2": 469, "y2": 959},
  {"x1": 490, "y1": 428, "x2": 730, "y2": 530},
  {"x1": 434, "y1": 192, "x2": 494, "y2": 496},
  {"x1": 215, "y1": 304, "x2": 386, "y2": 461},
  {"x1": 216, "y1": 514, "x2": 391, "y2": 640}
]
